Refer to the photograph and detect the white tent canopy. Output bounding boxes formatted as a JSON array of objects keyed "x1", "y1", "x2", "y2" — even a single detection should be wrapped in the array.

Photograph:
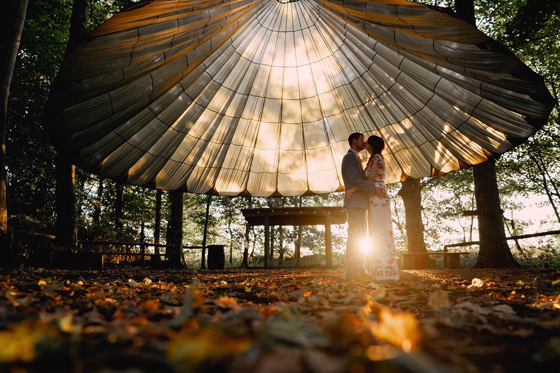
[{"x1": 45, "y1": 0, "x2": 553, "y2": 196}]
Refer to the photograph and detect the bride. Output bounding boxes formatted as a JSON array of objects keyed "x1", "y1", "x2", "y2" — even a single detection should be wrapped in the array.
[{"x1": 345, "y1": 135, "x2": 399, "y2": 281}]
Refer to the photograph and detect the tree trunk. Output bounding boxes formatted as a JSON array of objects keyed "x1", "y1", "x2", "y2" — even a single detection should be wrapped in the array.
[
  {"x1": 454, "y1": 0, "x2": 476, "y2": 25},
  {"x1": 530, "y1": 154, "x2": 560, "y2": 223},
  {"x1": 269, "y1": 226, "x2": 275, "y2": 267},
  {"x1": 398, "y1": 178, "x2": 433, "y2": 269},
  {"x1": 0, "y1": 0, "x2": 29, "y2": 235},
  {"x1": 200, "y1": 195, "x2": 212, "y2": 269},
  {"x1": 115, "y1": 183, "x2": 124, "y2": 240},
  {"x1": 242, "y1": 197, "x2": 252, "y2": 267},
  {"x1": 52, "y1": 0, "x2": 89, "y2": 246},
  {"x1": 55, "y1": 153, "x2": 77, "y2": 246},
  {"x1": 453, "y1": 0, "x2": 517, "y2": 268},
  {"x1": 398, "y1": 178, "x2": 427, "y2": 252},
  {"x1": 153, "y1": 189, "x2": 163, "y2": 267},
  {"x1": 167, "y1": 190, "x2": 186, "y2": 268},
  {"x1": 472, "y1": 159, "x2": 519, "y2": 268},
  {"x1": 295, "y1": 196, "x2": 302, "y2": 266},
  {"x1": 92, "y1": 178, "x2": 103, "y2": 230}
]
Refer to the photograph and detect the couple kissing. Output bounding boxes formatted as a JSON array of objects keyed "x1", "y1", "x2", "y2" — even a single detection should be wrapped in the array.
[{"x1": 341, "y1": 132, "x2": 399, "y2": 282}]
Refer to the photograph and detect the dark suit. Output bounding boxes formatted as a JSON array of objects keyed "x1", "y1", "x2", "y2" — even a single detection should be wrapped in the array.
[{"x1": 341, "y1": 149, "x2": 377, "y2": 277}]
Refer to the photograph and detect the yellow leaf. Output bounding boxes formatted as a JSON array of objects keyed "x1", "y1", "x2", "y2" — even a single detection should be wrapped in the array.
[
  {"x1": 167, "y1": 328, "x2": 250, "y2": 372},
  {"x1": 0, "y1": 321, "x2": 56, "y2": 363},
  {"x1": 215, "y1": 297, "x2": 239, "y2": 310},
  {"x1": 371, "y1": 309, "x2": 420, "y2": 352}
]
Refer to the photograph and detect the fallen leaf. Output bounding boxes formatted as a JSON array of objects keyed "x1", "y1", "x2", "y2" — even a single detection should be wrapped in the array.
[
  {"x1": 215, "y1": 296, "x2": 240, "y2": 310},
  {"x1": 468, "y1": 278, "x2": 485, "y2": 289},
  {"x1": 428, "y1": 290, "x2": 451, "y2": 311},
  {"x1": 492, "y1": 304, "x2": 516, "y2": 314}
]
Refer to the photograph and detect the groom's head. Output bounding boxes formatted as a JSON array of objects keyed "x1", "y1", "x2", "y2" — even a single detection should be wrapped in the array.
[{"x1": 348, "y1": 132, "x2": 365, "y2": 149}]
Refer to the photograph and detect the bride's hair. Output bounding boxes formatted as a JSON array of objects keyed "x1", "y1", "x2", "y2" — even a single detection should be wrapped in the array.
[{"x1": 367, "y1": 135, "x2": 385, "y2": 155}]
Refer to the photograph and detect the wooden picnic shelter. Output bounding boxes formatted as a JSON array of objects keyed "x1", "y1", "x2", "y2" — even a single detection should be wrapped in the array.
[{"x1": 241, "y1": 207, "x2": 347, "y2": 269}]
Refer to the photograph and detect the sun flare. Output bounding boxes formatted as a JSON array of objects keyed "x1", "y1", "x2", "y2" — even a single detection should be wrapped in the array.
[{"x1": 360, "y1": 238, "x2": 372, "y2": 254}]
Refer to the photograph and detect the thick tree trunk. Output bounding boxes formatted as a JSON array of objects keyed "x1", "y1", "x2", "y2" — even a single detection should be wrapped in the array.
[
  {"x1": 167, "y1": 190, "x2": 186, "y2": 268},
  {"x1": 55, "y1": 154, "x2": 77, "y2": 246},
  {"x1": 472, "y1": 159, "x2": 519, "y2": 268},
  {"x1": 398, "y1": 178, "x2": 427, "y2": 252},
  {"x1": 398, "y1": 178, "x2": 433, "y2": 269},
  {"x1": 454, "y1": 0, "x2": 476, "y2": 25},
  {"x1": 453, "y1": 0, "x2": 517, "y2": 268},
  {"x1": 53, "y1": 0, "x2": 89, "y2": 247},
  {"x1": 0, "y1": 0, "x2": 29, "y2": 235}
]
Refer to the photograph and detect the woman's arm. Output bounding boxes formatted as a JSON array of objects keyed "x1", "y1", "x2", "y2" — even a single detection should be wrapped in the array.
[{"x1": 345, "y1": 186, "x2": 358, "y2": 202}]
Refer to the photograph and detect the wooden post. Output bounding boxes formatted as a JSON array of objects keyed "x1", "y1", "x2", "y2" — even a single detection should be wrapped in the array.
[
  {"x1": 325, "y1": 215, "x2": 332, "y2": 268},
  {"x1": 264, "y1": 216, "x2": 269, "y2": 269}
]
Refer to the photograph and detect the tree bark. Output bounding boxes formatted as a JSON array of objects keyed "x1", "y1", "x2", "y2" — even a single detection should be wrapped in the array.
[
  {"x1": 92, "y1": 178, "x2": 103, "y2": 233},
  {"x1": 115, "y1": 183, "x2": 124, "y2": 240},
  {"x1": 0, "y1": 0, "x2": 29, "y2": 235},
  {"x1": 200, "y1": 195, "x2": 212, "y2": 269},
  {"x1": 242, "y1": 197, "x2": 252, "y2": 268},
  {"x1": 398, "y1": 178, "x2": 427, "y2": 252},
  {"x1": 53, "y1": 0, "x2": 89, "y2": 246},
  {"x1": 454, "y1": 0, "x2": 476, "y2": 26},
  {"x1": 167, "y1": 190, "x2": 186, "y2": 268},
  {"x1": 454, "y1": 0, "x2": 518, "y2": 268},
  {"x1": 398, "y1": 178, "x2": 433, "y2": 269},
  {"x1": 472, "y1": 159, "x2": 519, "y2": 268},
  {"x1": 55, "y1": 153, "x2": 77, "y2": 246},
  {"x1": 153, "y1": 189, "x2": 163, "y2": 267},
  {"x1": 530, "y1": 154, "x2": 560, "y2": 223}
]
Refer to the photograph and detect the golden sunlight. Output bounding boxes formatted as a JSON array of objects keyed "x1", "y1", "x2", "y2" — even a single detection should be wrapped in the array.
[{"x1": 360, "y1": 237, "x2": 372, "y2": 255}]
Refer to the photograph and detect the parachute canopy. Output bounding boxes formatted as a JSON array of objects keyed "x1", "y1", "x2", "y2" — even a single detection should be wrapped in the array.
[{"x1": 45, "y1": 0, "x2": 554, "y2": 196}]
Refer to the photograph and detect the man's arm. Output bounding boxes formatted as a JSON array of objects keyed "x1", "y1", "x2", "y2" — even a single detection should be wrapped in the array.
[{"x1": 342, "y1": 155, "x2": 377, "y2": 194}]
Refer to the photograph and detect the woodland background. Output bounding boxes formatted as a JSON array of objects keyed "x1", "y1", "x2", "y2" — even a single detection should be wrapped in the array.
[{"x1": 1, "y1": 0, "x2": 558, "y2": 269}]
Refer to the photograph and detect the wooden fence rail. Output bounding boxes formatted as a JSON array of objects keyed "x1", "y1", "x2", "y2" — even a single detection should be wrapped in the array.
[{"x1": 443, "y1": 230, "x2": 560, "y2": 250}]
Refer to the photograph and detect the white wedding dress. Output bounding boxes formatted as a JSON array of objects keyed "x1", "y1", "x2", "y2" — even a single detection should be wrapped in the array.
[{"x1": 365, "y1": 154, "x2": 399, "y2": 281}]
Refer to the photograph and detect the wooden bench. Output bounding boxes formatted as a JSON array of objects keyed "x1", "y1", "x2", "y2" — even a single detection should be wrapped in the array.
[{"x1": 400, "y1": 251, "x2": 469, "y2": 269}]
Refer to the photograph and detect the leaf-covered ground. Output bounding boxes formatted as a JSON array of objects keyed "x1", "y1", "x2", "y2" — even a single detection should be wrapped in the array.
[{"x1": 1, "y1": 266, "x2": 558, "y2": 373}]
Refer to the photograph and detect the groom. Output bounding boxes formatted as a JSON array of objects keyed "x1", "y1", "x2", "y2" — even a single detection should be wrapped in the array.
[{"x1": 341, "y1": 132, "x2": 384, "y2": 281}]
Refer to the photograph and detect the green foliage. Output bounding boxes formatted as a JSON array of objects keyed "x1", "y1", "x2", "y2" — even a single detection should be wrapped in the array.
[
  {"x1": 5, "y1": 0, "x2": 558, "y2": 268},
  {"x1": 7, "y1": 0, "x2": 72, "y2": 233}
]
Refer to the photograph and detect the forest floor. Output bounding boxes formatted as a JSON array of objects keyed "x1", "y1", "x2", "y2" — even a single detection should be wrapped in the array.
[{"x1": 0, "y1": 265, "x2": 558, "y2": 373}]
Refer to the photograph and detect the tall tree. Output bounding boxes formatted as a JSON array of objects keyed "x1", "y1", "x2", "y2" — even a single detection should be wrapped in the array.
[
  {"x1": 472, "y1": 159, "x2": 519, "y2": 267},
  {"x1": 398, "y1": 178, "x2": 432, "y2": 267},
  {"x1": 114, "y1": 182, "x2": 124, "y2": 241},
  {"x1": 52, "y1": 0, "x2": 90, "y2": 246},
  {"x1": 153, "y1": 189, "x2": 163, "y2": 267},
  {"x1": 0, "y1": 0, "x2": 29, "y2": 236},
  {"x1": 242, "y1": 197, "x2": 253, "y2": 267},
  {"x1": 455, "y1": 0, "x2": 518, "y2": 268},
  {"x1": 200, "y1": 195, "x2": 212, "y2": 269},
  {"x1": 167, "y1": 190, "x2": 186, "y2": 268}
]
